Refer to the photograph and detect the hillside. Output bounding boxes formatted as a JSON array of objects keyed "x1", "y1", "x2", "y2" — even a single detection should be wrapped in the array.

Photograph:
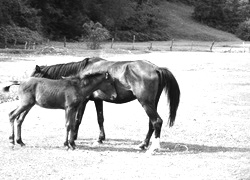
[{"x1": 160, "y1": 1, "x2": 241, "y2": 41}]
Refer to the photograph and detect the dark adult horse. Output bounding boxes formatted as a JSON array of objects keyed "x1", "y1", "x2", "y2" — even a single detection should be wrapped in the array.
[{"x1": 31, "y1": 57, "x2": 180, "y2": 153}]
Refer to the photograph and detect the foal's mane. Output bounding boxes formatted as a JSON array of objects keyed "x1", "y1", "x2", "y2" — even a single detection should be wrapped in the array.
[{"x1": 38, "y1": 58, "x2": 91, "y2": 79}]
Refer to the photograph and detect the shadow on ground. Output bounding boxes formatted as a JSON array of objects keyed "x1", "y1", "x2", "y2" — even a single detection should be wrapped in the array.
[{"x1": 75, "y1": 138, "x2": 250, "y2": 154}]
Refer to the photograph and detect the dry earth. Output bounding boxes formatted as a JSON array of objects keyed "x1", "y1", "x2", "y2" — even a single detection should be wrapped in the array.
[{"x1": 0, "y1": 51, "x2": 250, "y2": 180}]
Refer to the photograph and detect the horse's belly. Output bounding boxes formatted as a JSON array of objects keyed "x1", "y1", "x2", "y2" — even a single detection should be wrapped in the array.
[
  {"x1": 106, "y1": 90, "x2": 136, "y2": 103},
  {"x1": 36, "y1": 97, "x2": 64, "y2": 109}
]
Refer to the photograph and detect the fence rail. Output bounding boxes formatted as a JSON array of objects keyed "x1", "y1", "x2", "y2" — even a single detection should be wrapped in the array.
[{"x1": 0, "y1": 40, "x2": 249, "y2": 54}]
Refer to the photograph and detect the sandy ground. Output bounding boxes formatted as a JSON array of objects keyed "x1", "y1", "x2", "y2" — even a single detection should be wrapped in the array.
[{"x1": 0, "y1": 51, "x2": 250, "y2": 179}]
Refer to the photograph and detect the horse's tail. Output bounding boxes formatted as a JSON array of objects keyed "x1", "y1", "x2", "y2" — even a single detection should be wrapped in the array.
[
  {"x1": 2, "y1": 81, "x2": 20, "y2": 92},
  {"x1": 158, "y1": 68, "x2": 180, "y2": 127}
]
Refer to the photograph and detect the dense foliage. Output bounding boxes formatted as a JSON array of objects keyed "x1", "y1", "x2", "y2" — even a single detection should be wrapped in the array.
[
  {"x1": 2, "y1": 0, "x2": 250, "y2": 45},
  {"x1": 0, "y1": 0, "x2": 168, "y2": 45},
  {"x1": 193, "y1": 0, "x2": 250, "y2": 40}
]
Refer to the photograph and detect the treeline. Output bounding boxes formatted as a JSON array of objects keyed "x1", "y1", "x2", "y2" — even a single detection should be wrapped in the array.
[
  {"x1": 1, "y1": 0, "x2": 250, "y2": 47},
  {"x1": 192, "y1": 0, "x2": 250, "y2": 40},
  {"x1": 0, "y1": 0, "x2": 169, "y2": 46}
]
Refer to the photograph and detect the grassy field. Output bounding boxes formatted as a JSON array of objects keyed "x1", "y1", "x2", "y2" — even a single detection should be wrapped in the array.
[
  {"x1": 159, "y1": 1, "x2": 241, "y2": 42},
  {"x1": 0, "y1": 47, "x2": 250, "y2": 179}
]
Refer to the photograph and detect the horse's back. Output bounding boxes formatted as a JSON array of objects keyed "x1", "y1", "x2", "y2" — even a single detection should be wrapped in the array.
[
  {"x1": 109, "y1": 60, "x2": 159, "y2": 101},
  {"x1": 80, "y1": 58, "x2": 160, "y2": 103}
]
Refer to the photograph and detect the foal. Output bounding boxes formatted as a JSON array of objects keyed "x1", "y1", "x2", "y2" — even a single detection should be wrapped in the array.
[{"x1": 3, "y1": 72, "x2": 115, "y2": 149}]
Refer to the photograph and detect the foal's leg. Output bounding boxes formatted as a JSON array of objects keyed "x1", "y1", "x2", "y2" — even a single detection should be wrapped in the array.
[
  {"x1": 9, "y1": 109, "x2": 17, "y2": 145},
  {"x1": 74, "y1": 101, "x2": 88, "y2": 140},
  {"x1": 94, "y1": 100, "x2": 105, "y2": 143},
  {"x1": 16, "y1": 108, "x2": 32, "y2": 146},
  {"x1": 9, "y1": 105, "x2": 31, "y2": 146},
  {"x1": 64, "y1": 107, "x2": 76, "y2": 149}
]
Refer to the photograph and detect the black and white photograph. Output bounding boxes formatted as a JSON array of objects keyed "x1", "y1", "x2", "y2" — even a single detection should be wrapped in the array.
[{"x1": 0, "y1": 0, "x2": 250, "y2": 179}]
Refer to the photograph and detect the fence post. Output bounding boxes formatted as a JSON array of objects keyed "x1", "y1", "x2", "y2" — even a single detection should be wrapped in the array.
[
  {"x1": 24, "y1": 41, "x2": 27, "y2": 49},
  {"x1": 148, "y1": 42, "x2": 153, "y2": 50},
  {"x1": 64, "y1": 36, "x2": 66, "y2": 47},
  {"x1": 170, "y1": 39, "x2": 174, "y2": 51},
  {"x1": 210, "y1": 41, "x2": 215, "y2": 52},
  {"x1": 190, "y1": 41, "x2": 193, "y2": 51},
  {"x1": 132, "y1": 35, "x2": 135, "y2": 50},
  {"x1": 4, "y1": 37, "x2": 7, "y2": 48},
  {"x1": 243, "y1": 41, "x2": 245, "y2": 53},
  {"x1": 111, "y1": 38, "x2": 114, "y2": 49},
  {"x1": 14, "y1": 39, "x2": 17, "y2": 47},
  {"x1": 32, "y1": 42, "x2": 36, "y2": 49}
]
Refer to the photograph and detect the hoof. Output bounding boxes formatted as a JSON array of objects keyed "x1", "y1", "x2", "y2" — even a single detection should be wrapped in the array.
[
  {"x1": 138, "y1": 142, "x2": 148, "y2": 150},
  {"x1": 92, "y1": 141, "x2": 102, "y2": 147},
  {"x1": 69, "y1": 141, "x2": 76, "y2": 150},
  {"x1": 16, "y1": 139, "x2": 25, "y2": 147},
  {"x1": 64, "y1": 141, "x2": 69, "y2": 147},
  {"x1": 9, "y1": 136, "x2": 15, "y2": 145},
  {"x1": 97, "y1": 139, "x2": 103, "y2": 144},
  {"x1": 99, "y1": 136, "x2": 105, "y2": 142}
]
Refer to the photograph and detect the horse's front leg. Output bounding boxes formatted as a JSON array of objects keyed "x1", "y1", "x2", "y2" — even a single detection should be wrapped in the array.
[
  {"x1": 64, "y1": 107, "x2": 76, "y2": 150},
  {"x1": 94, "y1": 100, "x2": 105, "y2": 143},
  {"x1": 74, "y1": 101, "x2": 88, "y2": 140}
]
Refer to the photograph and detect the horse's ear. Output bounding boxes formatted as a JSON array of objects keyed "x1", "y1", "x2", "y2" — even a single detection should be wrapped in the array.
[
  {"x1": 105, "y1": 72, "x2": 109, "y2": 79},
  {"x1": 35, "y1": 65, "x2": 41, "y2": 72}
]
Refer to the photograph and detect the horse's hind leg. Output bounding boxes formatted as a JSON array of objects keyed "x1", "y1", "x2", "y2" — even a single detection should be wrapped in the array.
[
  {"x1": 139, "y1": 119, "x2": 154, "y2": 150},
  {"x1": 139, "y1": 102, "x2": 163, "y2": 153},
  {"x1": 139, "y1": 94, "x2": 161, "y2": 150},
  {"x1": 9, "y1": 105, "x2": 31, "y2": 146},
  {"x1": 16, "y1": 108, "x2": 32, "y2": 146},
  {"x1": 9, "y1": 109, "x2": 17, "y2": 145}
]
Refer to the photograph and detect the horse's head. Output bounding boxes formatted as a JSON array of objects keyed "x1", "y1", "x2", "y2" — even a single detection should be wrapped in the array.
[
  {"x1": 30, "y1": 65, "x2": 51, "y2": 78},
  {"x1": 81, "y1": 72, "x2": 117, "y2": 101}
]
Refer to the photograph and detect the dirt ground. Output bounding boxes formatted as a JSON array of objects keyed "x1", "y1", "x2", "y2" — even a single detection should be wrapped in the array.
[{"x1": 0, "y1": 51, "x2": 250, "y2": 180}]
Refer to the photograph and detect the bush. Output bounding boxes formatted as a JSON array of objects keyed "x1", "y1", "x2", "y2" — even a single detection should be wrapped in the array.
[
  {"x1": 82, "y1": 21, "x2": 110, "y2": 49},
  {"x1": 0, "y1": 25, "x2": 43, "y2": 48},
  {"x1": 236, "y1": 20, "x2": 250, "y2": 41}
]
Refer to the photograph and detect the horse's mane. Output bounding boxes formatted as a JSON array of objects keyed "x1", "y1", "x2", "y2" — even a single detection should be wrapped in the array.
[
  {"x1": 82, "y1": 72, "x2": 104, "y2": 79},
  {"x1": 38, "y1": 58, "x2": 91, "y2": 79}
]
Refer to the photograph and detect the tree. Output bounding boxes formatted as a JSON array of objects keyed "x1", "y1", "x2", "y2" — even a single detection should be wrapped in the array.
[
  {"x1": 0, "y1": 0, "x2": 43, "y2": 47},
  {"x1": 193, "y1": 0, "x2": 250, "y2": 34},
  {"x1": 83, "y1": 21, "x2": 110, "y2": 49}
]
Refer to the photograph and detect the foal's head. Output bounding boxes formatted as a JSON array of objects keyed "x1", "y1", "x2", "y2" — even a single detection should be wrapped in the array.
[{"x1": 81, "y1": 72, "x2": 117, "y2": 100}]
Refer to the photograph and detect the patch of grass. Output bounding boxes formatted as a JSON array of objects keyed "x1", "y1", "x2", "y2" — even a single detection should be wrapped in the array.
[{"x1": 159, "y1": 1, "x2": 240, "y2": 41}]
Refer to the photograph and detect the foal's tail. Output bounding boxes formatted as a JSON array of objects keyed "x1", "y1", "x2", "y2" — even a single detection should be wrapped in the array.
[
  {"x1": 158, "y1": 68, "x2": 180, "y2": 127},
  {"x1": 2, "y1": 81, "x2": 20, "y2": 92}
]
